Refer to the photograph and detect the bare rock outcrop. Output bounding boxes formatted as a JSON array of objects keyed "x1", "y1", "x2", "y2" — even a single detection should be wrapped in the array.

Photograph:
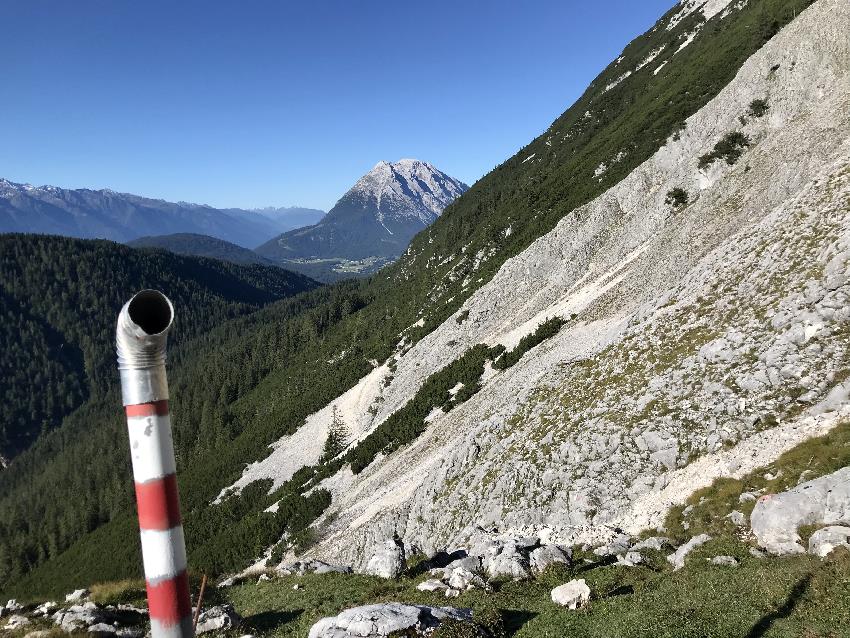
[
  {"x1": 750, "y1": 467, "x2": 850, "y2": 555},
  {"x1": 307, "y1": 603, "x2": 472, "y2": 638}
]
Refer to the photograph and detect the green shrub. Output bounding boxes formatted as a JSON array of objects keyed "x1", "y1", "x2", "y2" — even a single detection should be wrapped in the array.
[
  {"x1": 748, "y1": 98, "x2": 769, "y2": 117},
  {"x1": 347, "y1": 344, "x2": 501, "y2": 474},
  {"x1": 493, "y1": 317, "x2": 566, "y2": 370},
  {"x1": 431, "y1": 619, "x2": 482, "y2": 638},
  {"x1": 665, "y1": 187, "x2": 689, "y2": 208},
  {"x1": 698, "y1": 131, "x2": 751, "y2": 169}
]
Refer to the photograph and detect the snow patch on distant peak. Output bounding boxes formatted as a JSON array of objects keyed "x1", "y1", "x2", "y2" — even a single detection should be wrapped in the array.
[{"x1": 347, "y1": 159, "x2": 467, "y2": 227}]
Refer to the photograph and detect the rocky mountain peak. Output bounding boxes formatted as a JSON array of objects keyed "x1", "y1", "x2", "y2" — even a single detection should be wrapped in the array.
[{"x1": 347, "y1": 159, "x2": 468, "y2": 226}]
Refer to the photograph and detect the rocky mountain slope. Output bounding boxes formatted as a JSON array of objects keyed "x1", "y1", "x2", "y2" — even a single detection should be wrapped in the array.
[
  {"x1": 0, "y1": 0, "x2": 826, "y2": 599},
  {"x1": 0, "y1": 180, "x2": 319, "y2": 248},
  {"x1": 256, "y1": 160, "x2": 467, "y2": 281},
  {"x1": 223, "y1": 0, "x2": 850, "y2": 569},
  {"x1": 128, "y1": 233, "x2": 278, "y2": 266}
]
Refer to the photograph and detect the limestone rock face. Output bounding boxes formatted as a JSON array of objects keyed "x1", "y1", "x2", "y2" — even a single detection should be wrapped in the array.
[
  {"x1": 307, "y1": 603, "x2": 472, "y2": 638},
  {"x1": 808, "y1": 525, "x2": 850, "y2": 558},
  {"x1": 551, "y1": 580, "x2": 591, "y2": 609},
  {"x1": 751, "y1": 467, "x2": 850, "y2": 555}
]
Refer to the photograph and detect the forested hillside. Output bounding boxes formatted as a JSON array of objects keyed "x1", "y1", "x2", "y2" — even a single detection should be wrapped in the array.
[
  {"x1": 128, "y1": 233, "x2": 277, "y2": 266},
  {"x1": 0, "y1": 234, "x2": 317, "y2": 460},
  {"x1": 0, "y1": 0, "x2": 816, "y2": 598}
]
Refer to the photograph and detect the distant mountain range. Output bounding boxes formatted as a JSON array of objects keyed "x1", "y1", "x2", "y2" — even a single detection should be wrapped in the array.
[
  {"x1": 256, "y1": 159, "x2": 468, "y2": 280},
  {"x1": 0, "y1": 178, "x2": 324, "y2": 248}
]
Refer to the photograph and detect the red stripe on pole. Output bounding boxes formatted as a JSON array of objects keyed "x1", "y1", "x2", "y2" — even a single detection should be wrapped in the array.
[
  {"x1": 135, "y1": 474, "x2": 182, "y2": 530},
  {"x1": 126, "y1": 400, "x2": 170, "y2": 417},
  {"x1": 146, "y1": 570, "x2": 192, "y2": 625}
]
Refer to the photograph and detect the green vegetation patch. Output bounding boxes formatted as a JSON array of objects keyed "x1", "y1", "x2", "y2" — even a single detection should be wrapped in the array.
[
  {"x1": 493, "y1": 317, "x2": 566, "y2": 371},
  {"x1": 698, "y1": 131, "x2": 752, "y2": 169},
  {"x1": 348, "y1": 344, "x2": 501, "y2": 474},
  {"x1": 748, "y1": 98, "x2": 770, "y2": 118},
  {"x1": 665, "y1": 187, "x2": 689, "y2": 209}
]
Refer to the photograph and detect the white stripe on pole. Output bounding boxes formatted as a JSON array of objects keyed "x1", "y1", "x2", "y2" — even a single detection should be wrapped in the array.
[
  {"x1": 150, "y1": 617, "x2": 195, "y2": 638},
  {"x1": 140, "y1": 526, "x2": 188, "y2": 581},
  {"x1": 127, "y1": 414, "x2": 178, "y2": 483}
]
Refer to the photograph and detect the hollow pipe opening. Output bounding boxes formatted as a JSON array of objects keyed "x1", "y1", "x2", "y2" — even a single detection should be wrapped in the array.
[{"x1": 128, "y1": 290, "x2": 174, "y2": 335}]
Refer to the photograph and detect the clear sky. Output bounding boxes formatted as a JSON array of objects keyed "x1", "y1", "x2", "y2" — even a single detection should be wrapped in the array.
[{"x1": 0, "y1": 0, "x2": 675, "y2": 211}]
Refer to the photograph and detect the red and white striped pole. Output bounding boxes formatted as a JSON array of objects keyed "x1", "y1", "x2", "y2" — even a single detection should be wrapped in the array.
[{"x1": 117, "y1": 290, "x2": 193, "y2": 638}]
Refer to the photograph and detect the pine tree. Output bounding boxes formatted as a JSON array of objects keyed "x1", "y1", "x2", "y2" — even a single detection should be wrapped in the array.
[{"x1": 321, "y1": 405, "x2": 349, "y2": 462}]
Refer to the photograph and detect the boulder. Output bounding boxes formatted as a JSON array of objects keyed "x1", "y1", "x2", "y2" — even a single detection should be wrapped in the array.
[
  {"x1": 53, "y1": 606, "x2": 103, "y2": 632},
  {"x1": 65, "y1": 589, "x2": 90, "y2": 603},
  {"x1": 5, "y1": 600, "x2": 23, "y2": 612},
  {"x1": 551, "y1": 579, "x2": 591, "y2": 610},
  {"x1": 416, "y1": 579, "x2": 448, "y2": 593},
  {"x1": 709, "y1": 556, "x2": 739, "y2": 567},
  {"x1": 727, "y1": 511, "x2": 747, "y2": 527},
  {"x1": 630, "y1": 536, "x2": 673, "y2": 552},
  {"x1": 365, "y1": 538, "x2": 406, "y2": 579},
  {"x1": 667, "y1": 534, "x2": 712, "y2": 571},
  {"x1": 593, "y1": 533, "x2": 632, "y2": 557},
  {"x1": 88, "y1": 623, "x2": 117, "y2": 635},
  {"x1": 750, "y1": 467, "x2": 850, "y2": 555},
  {"x1": 24, "y1": 631, "x2": 55, "y2": 638},
  {"x1": 808, "y1": 525, "x2": 850, "y2": 558},
  {"x1": 308, "y1": 603, "x2": 472, "y2": 638},
  {"x1": 617, "y1": 551, "x2": 644, "y2": 567},
  {"x1": 195, "y1": 605, "x2": 242, "y2": 635},
  {"x1": 32, "y1": 602, "x2": 59, "y2": 617},
  {"x1": 115, "y1": 628, "x2": 144, "y2": 638},
  {"x1": 446, "y1": 567, "x2": 487, "y2": 591},
  {"x1": 313, "y1": 562, "x2": 354, "y2": 575},
  {"x1": 529, "y1": 544, "x2": 571, "y2": 574},
  {"x1": 483, "y1": 545, "x2": 530, "y2": 580},
  {"x1": 5, "y1": 615, "x2": 30, "y2": 630},
  {"x1": 444, "y1": 555, "x2": 482, "y2": 573}
]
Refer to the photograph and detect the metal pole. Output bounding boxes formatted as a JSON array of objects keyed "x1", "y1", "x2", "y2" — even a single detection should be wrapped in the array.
[{"x1": 117, "y1": 290, "x2": 193, "y2": 638}]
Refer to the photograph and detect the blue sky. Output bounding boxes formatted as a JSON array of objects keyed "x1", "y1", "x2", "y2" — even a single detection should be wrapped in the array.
[{"x1": 0, "y1": 1, "x2": 674, "y2": 211}]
